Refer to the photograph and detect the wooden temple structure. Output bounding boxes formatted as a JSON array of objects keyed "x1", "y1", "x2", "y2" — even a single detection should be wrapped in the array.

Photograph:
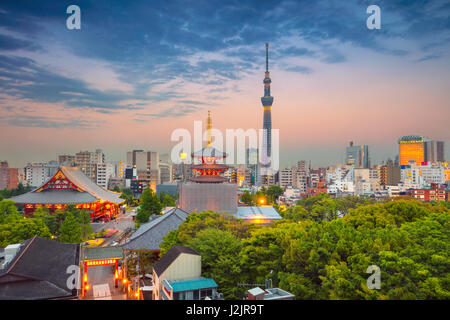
[{"x1": 9, "y1": 166, "x2": 124, "y2": 221}]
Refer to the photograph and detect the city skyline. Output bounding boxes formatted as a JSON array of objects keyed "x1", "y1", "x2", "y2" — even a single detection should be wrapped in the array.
[{"x1": 1, "y1": 1, "x2": 450, "y2": 167}]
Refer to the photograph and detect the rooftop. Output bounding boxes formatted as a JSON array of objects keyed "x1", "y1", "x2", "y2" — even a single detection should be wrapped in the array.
[
  {"x1": 153, "y1": 245, "x2": 199, "y2": 277},
  {"x1": 168, "y1": 277, "x2": 218, "y2": 292},
  {"x1": 122, "y1": 208, "x2": 188, "y2": 251},
  {"x1": 8, "y1": 166, "x2": 124, "y2": 205},
  {"x1": 234, "y1": 206, "x2": 282, "y2": 221},
  {"x1": 0, "y1": 236, "x2": 80, "y2": 300}
]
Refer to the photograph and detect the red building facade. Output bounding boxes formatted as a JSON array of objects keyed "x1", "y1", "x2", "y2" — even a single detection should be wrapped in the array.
[{"x1": 409, "y1": 183, "x2": 447, "y2": 202}]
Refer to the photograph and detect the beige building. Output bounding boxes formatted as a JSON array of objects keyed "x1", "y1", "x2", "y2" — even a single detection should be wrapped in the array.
[{"x1": 152, "y1": 246, "x2": 219, "y2": 300}]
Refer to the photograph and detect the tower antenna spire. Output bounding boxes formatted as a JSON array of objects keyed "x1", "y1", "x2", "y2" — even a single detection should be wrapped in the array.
[
  {"x1": 207, "y1": 110, "x2": 212, "y2": 147},
  {"x1": 266, "y1": 42, "x2": 269, "y2": 72}
]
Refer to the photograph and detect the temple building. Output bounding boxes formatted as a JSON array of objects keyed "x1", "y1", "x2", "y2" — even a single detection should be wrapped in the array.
[
  {"x1": 178, "y1": 111, "x2": 238, "y2": 214},
  {"x1": 8, "y1": 166, "x2": 124, "y2": 221}
]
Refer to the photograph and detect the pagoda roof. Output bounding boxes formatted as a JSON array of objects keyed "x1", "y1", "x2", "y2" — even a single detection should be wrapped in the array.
[
  {"x1": 8, "y1": 166, "x2": 124, "y2": 205},
  {"x1": 191, "y1": 163, "x2": 229, "y2": 170},
  {"x1": 191, "y1": 146, "x2": 227, "y2": 158},
  {"x1": 190, "y1": 175, "x2": 228, "y2": 183}
]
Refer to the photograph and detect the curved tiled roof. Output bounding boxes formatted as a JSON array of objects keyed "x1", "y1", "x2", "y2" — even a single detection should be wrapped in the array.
[
  {"x1": 8, "y1": 166, "x2": 124, "y2": 205},
  {"x1": 191, "y1": 146, "x2": 227, "y2": 158},
  {"x1": 0, "y1": 236, "x2": 80, "y2": 300},
  {"x1": 122, "y1": 208, "x2": 188, "y2": 251},
  {"x1": 60, "y1": 166, "x2": 123, "y2": 204},
  {"x1": 7, "y1": 189, "x2": 98, "y2": 204}
]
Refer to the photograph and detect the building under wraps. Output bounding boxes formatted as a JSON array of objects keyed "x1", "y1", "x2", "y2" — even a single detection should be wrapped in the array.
[{"x1": 8, "y1": 166, "x2": 124, "y2": 221}]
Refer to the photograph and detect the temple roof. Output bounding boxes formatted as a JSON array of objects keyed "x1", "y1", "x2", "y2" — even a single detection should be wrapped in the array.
[
  {"x1": 0, "y1": 236, "x2": 80, "y2": 300},
  {"x1": 191, "y1": 146, "x2": 227, "y2": 158},
  {"x1": 8, "y1": 166, "x2": 124, "y2": 205},
  {"x1": 191, "y1": 163, "x2": 229, "y2": 170},
  {"x1": 189, "y1": 176, "x2": 228, "y2": 183},
  {"x1": 60, "y1": 166, "x2": 123, "y2": 204},
  {"x1": 6, "y1": 189, "x2": 98, "y2": 204},
  {"x1": 122, "y1": 208, "x2": 188, "y2": 251}
]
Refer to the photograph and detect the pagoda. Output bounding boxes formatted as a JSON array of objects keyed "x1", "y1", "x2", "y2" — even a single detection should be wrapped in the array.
[
  {"x1": 178, "y1": 111, "x2": 238, "y2": 214},
  {"x1": 190, "y1": 111, "x2": 229, "y2": 183}
]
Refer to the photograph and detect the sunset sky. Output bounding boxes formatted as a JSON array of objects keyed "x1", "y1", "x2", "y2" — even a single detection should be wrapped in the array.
[{"x1": 0, "y1": 0, "x2": 449, "y2": 168}]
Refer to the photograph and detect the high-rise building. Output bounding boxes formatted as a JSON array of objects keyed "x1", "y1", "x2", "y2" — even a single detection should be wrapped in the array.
[
  {"x1": 126, "y1": 150, "x2": 160, "y2": 191},
  {"x1": 96, "y1": 162, "x2": 114, "y2": 189},
  {"x1": 0, "y1": 162, "x2": 19, "y2": 190},
  {"x1": 58, "y1": 155, "x2": 75, "y2": 166},
  {"x1": 346, "y1": 142, "x2": 369, "y2": 168},
  {"x1": 380, "y1": 159, "x2": 401, "y2": 186},
  {"x1": 398, "y1": 136, "x2": 425, "y2": 166},
  {"x1": 424, "y1": 140, "x2": 445, "y2": 163},
  {"x1": 75, "y1": 149, "x2": 104, "y2": 182},
  {"x1": 297, "y1": 160, "x2": 307, "y2": 172},
  {"x1": 24, "y1": 162, "x2": 59, "y2": 187},
  {"x1": 279, "y1": 168, "x2": 294, "y2": 188}
]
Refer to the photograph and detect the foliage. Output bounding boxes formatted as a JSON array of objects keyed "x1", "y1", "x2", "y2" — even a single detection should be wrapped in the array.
[
  {"x1": 160, "y1": 211, "x2": 255, "y2": 255},
  {"x1": 159, "y1": 191, "x2": 176, "y2": 207},
  {"x1": 240, "y1": 191, "x2": 254, "y2": 206},
  {"x1": 160, "y1": 199, "x2": 450, "y2": 300},
  {"x1": 120, "y1": 188, "x2": 136, "y2": 206},
  {"x1": 188, "y1": 228, "x2": 244, "y2": 299},
  {"x1": 136, "y1": 188, "x2": 162, "y2": 226},
  {"x1": 265, "y1": 185, "x2": 284, "y2": 203},
  {"x1": 0, "y1": 210, "x2": 52, "y2": 247},
  {"x1": 0, "y1": 183, "x2": 32, "y2": 201},
  {"x1": 0, "y1": 200, "x2": 20, "y2": 223},
  {"x1": 126, "y1": 249, "x2": 159, "y2": 278},
  {"x1": 59, "y1": 212, "x2": 82, "y2": 243}
]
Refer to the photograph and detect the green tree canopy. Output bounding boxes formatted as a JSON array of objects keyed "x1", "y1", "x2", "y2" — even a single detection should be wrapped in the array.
[
  {"x1": 0, "y1": 218, "x2": 52, "y2": 247},
  {"x1": 159, "y1": 199, "x2": 449, "y2": 300},
  {"x1": 187, "y1": 228, "x2": 244, "y2": 299},
  {"x1": 136, "y1": 188, "x2": 163, "y2": 226},
  {"x1": 59, "y1": 212, "x2": 82, "y2": 243}
]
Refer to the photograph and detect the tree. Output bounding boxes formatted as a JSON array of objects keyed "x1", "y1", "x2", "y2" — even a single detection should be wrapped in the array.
[
  {"x1": 59, "y1": 212, "x2": 82, "y2": 243},
  {"x1": 136, "y1": 188, "x2": 162, "y2": 226},
  {"x1": 240, "y1": 191, "x2": 254, "y2": 206},
  {"x1": 0, "y1": 200, "x2": 20, "y2": 223},
  {"x1": 187, "y1": 228, "x2": 244, "y2": 299},
  {"x1": 265, "y1": 185, "x2": 284, "y2": 203},
  {"x1": 120, "y1": 188, "x2": 135, "y2": 206},
  {"x1": 0, "y1": 218, "x2": 52, "y2": 247},
  {"x1": 159, "y1": 192, "x2": 176, "y2": 207},
  {"x1": 160, "y1": 199, "x2": 450, "y2": 300},
  {"x1": 33, "y1": 206, "x2": 60, "y2": 236},
  {"x1": 76, "y1": 210, "x2": 93, "y2": 241},
  {"x1": 126, "y1": 249, "x2": 159, "y2": 278},
  {"x1": 239, "y1": 228, "x2": 284, "y2": 285}
]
